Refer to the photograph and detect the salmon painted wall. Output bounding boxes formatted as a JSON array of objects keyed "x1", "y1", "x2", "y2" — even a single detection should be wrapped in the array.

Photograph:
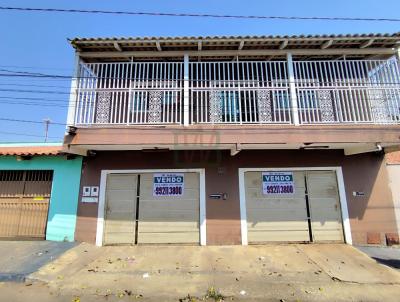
[
  {"x1": 74, "y1": 150, "x2": 398, "y2": 245},
  {"x1": 0, "y1": 155, "x2": 83, "y2": 241}
]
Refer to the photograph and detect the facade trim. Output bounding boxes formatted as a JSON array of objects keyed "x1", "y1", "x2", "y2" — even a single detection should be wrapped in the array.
[
  {"x1": 96, "y1": 168, "x2": 207, "y2": 246},
  {"x1": 238, "y1": 167, "x2": 352, "y2": 245}
]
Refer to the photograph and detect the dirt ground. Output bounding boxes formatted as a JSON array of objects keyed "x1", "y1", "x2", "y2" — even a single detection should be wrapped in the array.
[{"x1": 1, "y1": 243, "x2": 400, "y2": 301}]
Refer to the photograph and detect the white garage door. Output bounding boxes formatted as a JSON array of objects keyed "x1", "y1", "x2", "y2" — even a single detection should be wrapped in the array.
[
  {"x1": 245, "y1": 171, "x2": 310, "y2": 243},
  {"x1": 103, "y1": 172, "x2": 200, "y2": 245},
  {"x1": 104, "y1": 174, "x2": 138, "y2": 245},
  {"x1": 306, "y1": 171, "x2": 344, "y2": 242},
  {"x1": 244, "y1": 170, "x2": 344, "y2": 244},
  {"x1": 138, "y1": 173, "x2": 200, "y2": 244}
]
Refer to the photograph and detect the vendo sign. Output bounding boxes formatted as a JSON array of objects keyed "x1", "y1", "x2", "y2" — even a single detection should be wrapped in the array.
[
  {"x1": 262, "y1": 171, "x2": 295, "y2": 195},
  {"x1": 153, "y1": 173, "x2": 184, "y2": 196}
]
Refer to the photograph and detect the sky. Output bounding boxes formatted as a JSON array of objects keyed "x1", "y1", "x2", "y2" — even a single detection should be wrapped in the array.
[{"x1": 0, "y1": 0, "x2": 399, "y2": 143}]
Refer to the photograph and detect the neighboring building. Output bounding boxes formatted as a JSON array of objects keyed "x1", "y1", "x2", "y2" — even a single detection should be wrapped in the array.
[
  {"x1": 0, "y1": 143, "x2": 82, "y2": 241},
  {"x1": 385, "y1": 151, "x2": 400, "y2": 244},
  {"x1": 63, "y1": 34, "x2": 400, "y2": 246}
]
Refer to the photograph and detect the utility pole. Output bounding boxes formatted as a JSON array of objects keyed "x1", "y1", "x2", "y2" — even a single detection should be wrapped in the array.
[{"x1": 43, "y1": 118, "x2": 51, "y2": 142}]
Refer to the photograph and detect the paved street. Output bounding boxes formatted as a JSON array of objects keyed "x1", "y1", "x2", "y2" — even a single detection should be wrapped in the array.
[
  {"x1": 1, "y1": 243, "x2": 400, "y2": 301},
  {"x1": 357, "y1": 245, "x2": 400, "y2": 270}
]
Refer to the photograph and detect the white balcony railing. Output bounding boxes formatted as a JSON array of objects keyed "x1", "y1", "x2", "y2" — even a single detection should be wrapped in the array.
[
  {"x1": 293, "y1": 59, "x2": 400, "y2": 124},
  {"x1": 75, "y1": 62, "x2": 183, "y2": 125},
  {"x1": 72, "y1": 58, "x2": 400, "y2": 126},
  {"x1": 189, "y1": 61, "x2": 291, "y2": 124}
]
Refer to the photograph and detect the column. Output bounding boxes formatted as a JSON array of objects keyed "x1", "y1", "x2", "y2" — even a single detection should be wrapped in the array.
[
  {"x1": 66, "y1": 52, "x2": 80, "y2": 128},
  {"x1": 287, "y1": 53, "x2": 300, "y2": 126},
  {"x1": 183, "y1": 53, "x2": 190, "y2": 126}
]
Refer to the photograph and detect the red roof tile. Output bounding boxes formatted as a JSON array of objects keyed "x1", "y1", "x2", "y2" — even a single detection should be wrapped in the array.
[{"x1": 0, "y1": 146, "x2": 63, "y2": 156}]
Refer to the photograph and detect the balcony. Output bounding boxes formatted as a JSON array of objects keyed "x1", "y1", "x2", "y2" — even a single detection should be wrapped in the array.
[{"x1": 70, "y1": 58, "x2": 400, "y2": 127}]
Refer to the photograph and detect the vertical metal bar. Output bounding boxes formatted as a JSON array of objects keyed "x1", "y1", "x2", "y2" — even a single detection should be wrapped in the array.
[
  {"x1": 159, "y1": 62, "x2": 166, "y2": 123},
  {"x1": 241, "y1": 62, "x2": 248, "y2": 122},
  {"x1": 342, "y1": 60, "x2": 352, "y2": 121},
  {"x1": 88, "y1": 64, "x2": 96, "y2": 124},
  {"x1": 176, "y1": 62, "x2": 180, "y2": 124},
  {"x1": 166, "y1": 62, "x2": 170, "y2": 124},
  {"x1": 190, "y1": 62, "x2": 193, "y2": 124},
  {"x1": 235, "y1": 58, "x2": 242, "y2": 124},
  {"x1": 134, "y1": 63, "x2": 140, "y2": 123},
  {"x1": 81, "y1": 64, "x2": 89, "y2": 124},
  {"x1": 127, "y1": 60, "x2": 133, "y2": 125},
  {"x1": 246, "y1": 62, "x2": 252, "y2": 122},
  {"x1": 199, "y1": 62, "x2": 203, "y2": 122},
  {"x1": 195, "y1": 63, "x2": 199, "y2": 123},
  {"x1": 117, "y1": 63, "x2": 122, "y2": 123},
  {"x1": 287, "y1": 53, "x2": 299, "y2": 125},
  {"x1": 183, "y1": 54, "x2": 190, "y2": 126},
  {"x1": 282, "y1": 61, "x2": 289, "y2": 123}
]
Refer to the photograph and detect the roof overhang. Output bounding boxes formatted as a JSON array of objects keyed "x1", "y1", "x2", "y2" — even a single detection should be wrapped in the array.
[{"x1": 69, "y1": 33, "x2": 400, "y2": 61}]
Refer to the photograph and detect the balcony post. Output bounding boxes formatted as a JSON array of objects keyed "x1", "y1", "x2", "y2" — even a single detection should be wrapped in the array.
[
  {"x1": 286, "y1": 53, "x2": 300, "y2": 126},
  {"x1": 66, "y1": 52, "x2": 80, "y2": 128},
  {"x1": 183, "y1": 53, "x2": 190, "y2": 126}
]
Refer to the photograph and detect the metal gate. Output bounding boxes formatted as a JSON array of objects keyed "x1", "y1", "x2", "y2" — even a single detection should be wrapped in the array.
[{"x1": 0, "y1": 170, "x2": 53, "y2": 239}]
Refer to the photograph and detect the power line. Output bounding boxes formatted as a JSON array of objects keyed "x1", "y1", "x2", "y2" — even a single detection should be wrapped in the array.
[
  {"x1": 0, "y1": 64, "x2": 73, "y2": 71},
  {"x1": 0, "y1": 6, "x2": 399, "y2": 22},
  {"x1": 0, "y1": 117, "x2": 66, "y2": 126},
  {"x1": 0, "y1": 130, "x2": 61, "y2": 139},
  {"x1": 0, "y1": 96, "x2": 68, "y2": 103},
  {"x1": 0, "y1": 82, "x2": 71, "y2": 89},
  {"x1": 0, "y1": 74, "x2": 71, "y2": 80},
  {"x1": 0, "y1": 100, "x2": 69, "y2": 108},
  {"x1": 0, "y1": 68, "x2": 63, "y2": 77},
  {"x1": 0, "y1": 88, "x2": 69, "y2": 94}
]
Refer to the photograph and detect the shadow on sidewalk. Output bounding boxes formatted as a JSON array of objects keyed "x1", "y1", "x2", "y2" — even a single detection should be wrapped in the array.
[{"x1": 0, "y1": 241, "x2": 77, "y2": 282}]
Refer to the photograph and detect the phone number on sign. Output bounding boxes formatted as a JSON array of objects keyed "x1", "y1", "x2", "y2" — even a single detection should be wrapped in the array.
[
  {"x1": 154, "y1": 186, "x2": 183, "y2": 196},
  {"x1": 265, "y1": 185, "x2": 294, "y2": 194}
]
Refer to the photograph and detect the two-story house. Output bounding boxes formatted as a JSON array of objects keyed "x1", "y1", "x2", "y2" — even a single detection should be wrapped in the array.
[{"x1": 63, "y1": 33, "x2": 400, "y2": 246}]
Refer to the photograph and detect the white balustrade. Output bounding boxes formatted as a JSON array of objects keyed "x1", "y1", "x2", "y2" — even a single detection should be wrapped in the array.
[
  {"x1": 293, "y1": 58, "x2": 400, "y2": 124},
  {"x1": 73, "y1": 58, "x2": 400, "y2": 126},
  {"x1": 75, "y1": 62, "x2": 183, "y2": 125}
]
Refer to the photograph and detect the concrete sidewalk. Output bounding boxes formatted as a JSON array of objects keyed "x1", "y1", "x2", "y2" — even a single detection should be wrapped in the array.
[
  {"x1": 1, "y1": 243, "x2": 393, "y2": 301},
  {"x1": 0, "y1": 241, "x2": 76, "y2": 282}
]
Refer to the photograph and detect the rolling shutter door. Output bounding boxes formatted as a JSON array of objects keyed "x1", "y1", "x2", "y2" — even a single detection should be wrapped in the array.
[
  {"x1": 245, "y1": 171, "x2": 309, "y2": 243},
  {"x1": 103, "y1": 174, "x2": 137, "y2": 245},
  {"x1": 307, "y1": 171, "x2": 344, "y2": 242},
  {"x1": 137, "y1": 172, "x2": 200, "y2": 244}
]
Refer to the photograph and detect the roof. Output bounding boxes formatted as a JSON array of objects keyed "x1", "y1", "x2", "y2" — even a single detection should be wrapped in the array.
[
  {"x1": 70, "y1": 33, "x2": 400, "y2": 61},
  {"x1": 0, "y1": 143, "x2": 64, "y2": 156},
  {"x1": 386, "y1": 152, "x2": 400, "y2": 165}
]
